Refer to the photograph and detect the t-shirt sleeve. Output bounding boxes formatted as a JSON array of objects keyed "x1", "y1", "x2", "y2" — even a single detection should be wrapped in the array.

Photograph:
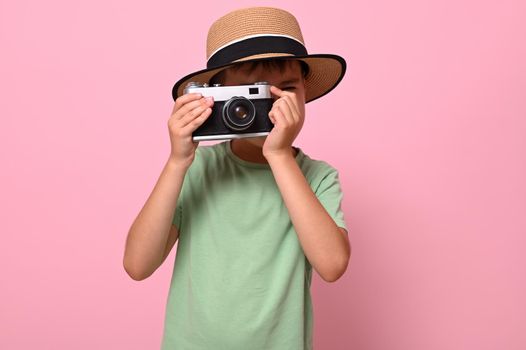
[
  {"x1": 172, "y1": 191, "x2": 183, "y2": 229},
  {"x1": 171, "y1": 148, "x2": 200, "y2": 230},
  {"x1": 314, "y1": 167, "x2": 348, "y2": 232},
  {"x1": 172, "y1": 170, "x2": 187, "y2": 229}
]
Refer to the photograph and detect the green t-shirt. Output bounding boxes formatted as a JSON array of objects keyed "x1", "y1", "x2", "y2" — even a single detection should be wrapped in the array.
[{"x1": 161, "y1": 140, "x2": 347, "y2": 350}]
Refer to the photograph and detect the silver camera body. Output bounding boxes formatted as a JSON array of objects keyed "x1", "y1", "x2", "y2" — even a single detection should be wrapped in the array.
[{"x1": 183, "y1": 81, "x2": 274, "y2": 141}]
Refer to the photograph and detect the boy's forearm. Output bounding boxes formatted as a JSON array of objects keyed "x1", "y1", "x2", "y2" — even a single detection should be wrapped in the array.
[
  {"x1": 123, "y1": 158, "x2": 189, "y2": 280},
  {"x1": 267, "y1": 152, "x2": 350, "y2": 282}
]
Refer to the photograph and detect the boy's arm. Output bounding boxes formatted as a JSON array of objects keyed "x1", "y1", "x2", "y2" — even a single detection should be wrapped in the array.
[
  {"x1": 267, "y1": 154, "x2": 351, "y2": 283},
  {"x1": 263, "y1": 85, "x2": 350, "y2": 283},
  {"x1": 123, "y1": 158, "x2": 188, "y2": 281},
  {"x1": 123, "y1": 93, "x2": 213, "y2": 281}
]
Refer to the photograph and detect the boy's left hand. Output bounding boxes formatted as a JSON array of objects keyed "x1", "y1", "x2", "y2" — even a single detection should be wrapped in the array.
[{"x1": 263, "y1": 85, "x2": 305, "y2": 159}]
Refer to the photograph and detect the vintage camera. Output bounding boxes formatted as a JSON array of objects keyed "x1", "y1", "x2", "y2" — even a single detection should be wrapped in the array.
[{"x1": 183, "y1": 81, "x2": 274, "y2": 141}]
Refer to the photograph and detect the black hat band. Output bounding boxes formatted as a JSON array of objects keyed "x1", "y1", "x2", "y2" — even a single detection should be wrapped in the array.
[{"x1": 206, "y1": 35, "x2": 308, "y2": 69}]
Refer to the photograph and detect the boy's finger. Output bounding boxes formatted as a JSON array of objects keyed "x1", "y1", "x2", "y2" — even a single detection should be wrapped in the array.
[
  {"x1": 270, "y1": 85, "x2": 283, "y2": 97},
  {"x1": 272, "y1": 103, "x2": 291, "y2": 126},
  {"x1": 270, "y1": 106, "x2": 288, "y2": 127},
  {"x1": 270, "y1": 86, "x2": 300, "y2": 121},
  {"x1": 275, "y1": 99, "x2": 296, "y2": 125},
  {"x1": 173, "y1": 93, "x2": 203, "y2": 113},
  {"x1": 173, "y1": 97, "x2": 212, "y2": 120},
  {"x1": 181, "y1": 108, "x2": 213, "y2": 132},
  {"x1": 280, "y1": 95, "x2": 300, "y2": 120},
  {"x1": 179, "y1": 104, "x2": 211, "y2": 127},
  {"x1": 172, "y1": 99, "x2": 204, "y2": 120}
]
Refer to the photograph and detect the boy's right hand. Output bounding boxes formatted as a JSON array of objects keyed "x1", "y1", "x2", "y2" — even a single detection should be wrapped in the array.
[{"x1": 168, "y1": 93, "x2": 214, "y2": 167}]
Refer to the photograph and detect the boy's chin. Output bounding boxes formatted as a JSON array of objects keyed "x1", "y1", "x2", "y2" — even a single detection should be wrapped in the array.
[{"x1": 243, "y1": 135, "x2": 266, "y2": 147}]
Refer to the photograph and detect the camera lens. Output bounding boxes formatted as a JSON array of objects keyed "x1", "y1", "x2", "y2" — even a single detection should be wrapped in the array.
[
  {"x1": 234, "y1": 105, "x2": 248, "y2": 119},
  {"x1": 222, "y1": 97, "x2": 256, "y2": 131}
]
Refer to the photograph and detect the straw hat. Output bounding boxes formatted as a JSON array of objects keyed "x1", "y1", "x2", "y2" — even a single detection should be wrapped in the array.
[{"x1": 171, "y1": 6, "x2": 347, "y2": 104}]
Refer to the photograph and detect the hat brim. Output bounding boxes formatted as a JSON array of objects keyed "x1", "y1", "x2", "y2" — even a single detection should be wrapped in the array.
[{"x1": 171, "y1": 54, "x2": 347, "y2": 104}]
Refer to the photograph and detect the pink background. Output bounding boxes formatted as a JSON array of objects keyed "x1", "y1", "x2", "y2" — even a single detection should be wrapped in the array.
[{"x1": 1, "y1": 0, "x2": 525, "y2": 349}]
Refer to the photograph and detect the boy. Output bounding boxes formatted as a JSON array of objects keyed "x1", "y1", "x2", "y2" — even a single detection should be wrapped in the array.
[{"x1": 123, "y1": 6, "x2": 351, "y2": 350}]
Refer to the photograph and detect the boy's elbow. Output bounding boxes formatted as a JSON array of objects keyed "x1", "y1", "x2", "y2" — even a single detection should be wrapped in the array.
[
  {"x1": 321, "y1": 243, "x2": 351, "y2": 283},
  {"x1": 320, "y1": 259, "x2": 349, "y2": 283},
  {"x1": 123, "y1": 256, "x2": 152, "y2": 281}
]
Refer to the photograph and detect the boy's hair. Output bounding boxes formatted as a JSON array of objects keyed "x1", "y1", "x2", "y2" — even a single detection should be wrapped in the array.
[{"x1": 209, "y1": 59, "x2": 310, "y2": 85}]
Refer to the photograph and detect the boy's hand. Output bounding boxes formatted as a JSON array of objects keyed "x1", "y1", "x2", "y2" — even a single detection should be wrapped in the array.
[
  {"x1": 262, "y1": 85, "x2": 305, "y2": 159},
  {"x1": 168, "y1": 93, "x2": 214, "y2": 167}
]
